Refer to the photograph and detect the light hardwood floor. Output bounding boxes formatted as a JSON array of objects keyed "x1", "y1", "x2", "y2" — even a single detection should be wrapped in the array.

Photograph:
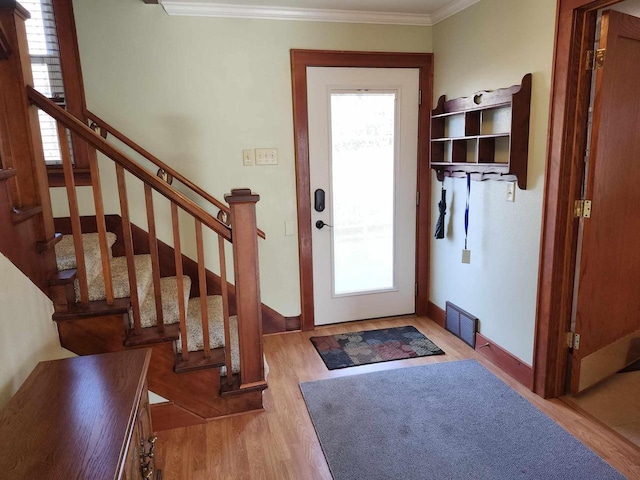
[
  {"x1": 564, "y1": 371, "x2": 640, "y2": 448},
  {"x1": 155, "y1": 316, "x2": 640, "y2": 479}
]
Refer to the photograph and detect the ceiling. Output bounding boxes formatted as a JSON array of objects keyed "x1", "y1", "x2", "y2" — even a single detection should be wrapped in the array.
[{"x1": 158, "y1": 0, "x2": 482, "y2": 26}]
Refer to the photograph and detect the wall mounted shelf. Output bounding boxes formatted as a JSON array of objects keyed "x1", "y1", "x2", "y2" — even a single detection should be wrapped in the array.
[{"x1": 430, "y1": 74, "x2": 532, "y2": 189}]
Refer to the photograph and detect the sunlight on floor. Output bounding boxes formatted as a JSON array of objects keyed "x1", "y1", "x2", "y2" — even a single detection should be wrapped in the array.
[{"x1": 564, "y1": 371, "x2": 640, "y2": 447}]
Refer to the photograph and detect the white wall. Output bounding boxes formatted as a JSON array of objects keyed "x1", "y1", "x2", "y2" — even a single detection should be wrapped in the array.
[
  {"x1": 430, "y1": 0, "x2": 556, "y2": 364},
  {"x1": 53, "y1": 0, "x2": 433, "y2": 317},
  {"x1": 0, "y1": 254, "x2": 73, "y2": 408}
]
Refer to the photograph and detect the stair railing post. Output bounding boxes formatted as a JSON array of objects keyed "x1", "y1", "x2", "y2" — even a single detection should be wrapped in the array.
[
  {"x1": 0, "y1": 1, "x2": 57, "y2": 278},
  {"x1": 224, "y1": 188, "x2": 265, "y2": 388}
]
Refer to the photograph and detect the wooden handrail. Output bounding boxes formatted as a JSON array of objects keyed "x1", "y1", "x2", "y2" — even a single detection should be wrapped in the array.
[
  {"x1": 84, "y1": 109, "x2": 266, "y2": 240},
  {"x1": 27, "y1": 86, "x2": 232, "y2": 242}
]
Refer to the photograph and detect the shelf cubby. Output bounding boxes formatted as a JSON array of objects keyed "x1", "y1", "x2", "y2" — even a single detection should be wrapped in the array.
[{"x1": 429, "y1": 74, "x2": 532, "y2": 189}]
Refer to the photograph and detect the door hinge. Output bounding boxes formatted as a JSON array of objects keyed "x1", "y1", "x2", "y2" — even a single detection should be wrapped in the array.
[
  {"x1": 567, "y1": 332, "x2": 581, "y2": 350},
  {"x1": 574, "y1": 199, "x2": 592, "y2": 218},
  {"x1": 415, "y1": 283, "x2": 418, "y2": 296},
  {"x1": 416, "y1": 191, "x2": 420, "y2": 206},
  {"x1": 419, "y1": 89, "x2": 422, "y2": 106},
  {"x1": 586, "y1": 48, "x2": 606, "y2": 70}
]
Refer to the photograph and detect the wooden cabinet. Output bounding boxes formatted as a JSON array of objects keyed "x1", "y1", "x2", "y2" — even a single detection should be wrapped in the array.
[
  {"x1": 0, "y1": 349, "x2": 161, "y2": 479},
  {"x1": 430, "y1": 74, "x2": 532, "y2": 189}
]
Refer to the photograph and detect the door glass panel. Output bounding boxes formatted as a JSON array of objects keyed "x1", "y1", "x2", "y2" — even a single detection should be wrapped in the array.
[{"x1": 330, "y1": 91, "x2": 397, "y2": 296}]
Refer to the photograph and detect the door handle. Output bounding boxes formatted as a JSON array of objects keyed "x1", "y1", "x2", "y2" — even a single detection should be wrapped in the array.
[
  {"x1": 314, "y1": 189, "x2": 325, "y2": 212},
  {"x1": 316, "y1": 220, "x2": 332, "y2": 229}
]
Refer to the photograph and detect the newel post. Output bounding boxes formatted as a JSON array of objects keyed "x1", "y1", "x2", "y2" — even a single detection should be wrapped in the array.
[
  {"x1": 225, "y1": 188, "x2": 265, "y2": 388},
  {"x1": 0, "y1": 1, "x2": 54, "y2": 237}
]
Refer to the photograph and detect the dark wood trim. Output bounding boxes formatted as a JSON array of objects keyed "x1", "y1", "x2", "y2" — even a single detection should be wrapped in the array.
[
  {"x1": 0, "y1": 168, "x2": 16, "y2": 181},
  {"x1": 150, "y1": 402, "x2": 207, "y2": 432},
  {"x1": 285, "y1": 315, "x2": 301, "y2": 331},
  {"x1": 226, "y1": 189, "x2": 265, "y2": 387},
  {"x1": 476, "y1": 333, "x2": 534, "y2": 390},
  {"x1": 11, "y1": 204, "x2": 41, "y2": 224},
  {"x1": 427, "y1": 301, "x2": 446, "y2": 328},
  {"x1": 290, "y1": 49, "x2": 433, "y2": 331},
  {"x1": 47, "y1": 167, "x2": 92, "y2": 187},
  {"x1": 52, "y1": 297, "x2": 131, "y2": 321},
  {"x1": 0, "y1": 21, "x2": 10, "y2": 59},
  {"x1": 533, "y1": 0, "x2": 622, "y2": 399},
  {"x1": 35, "y1": 231, "x2": 62, "y2": 253},
  {"x1": 47, "y1": 0, "x2": 92, "y2": 184},
  {"x1": 0, "y1": 2, "x2": 58, "y2": 294}
]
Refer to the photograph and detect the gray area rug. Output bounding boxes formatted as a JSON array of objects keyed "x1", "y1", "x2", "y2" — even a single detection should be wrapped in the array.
[{"x1": 300, "y1": 359, "x2": 623, "y2": 480}]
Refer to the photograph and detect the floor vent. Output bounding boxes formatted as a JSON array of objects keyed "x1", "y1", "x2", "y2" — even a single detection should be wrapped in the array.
[{"x1": 445, "y1": 302, "x2": 478, "y2": 348}]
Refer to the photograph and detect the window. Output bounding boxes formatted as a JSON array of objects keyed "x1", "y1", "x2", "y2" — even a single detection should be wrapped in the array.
[{"x1": 21, "y1": 0, "x2": 71, "y2": 166}]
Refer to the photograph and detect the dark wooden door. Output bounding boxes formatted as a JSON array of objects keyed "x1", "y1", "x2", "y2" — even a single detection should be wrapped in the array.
[{"x1": 571, "y1": 10, "x2": 640, "y2": 393}]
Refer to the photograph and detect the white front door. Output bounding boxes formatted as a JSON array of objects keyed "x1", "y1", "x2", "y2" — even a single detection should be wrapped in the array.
[{"x1": 307, "y1": 67, "x2": 419, "y2": 326}]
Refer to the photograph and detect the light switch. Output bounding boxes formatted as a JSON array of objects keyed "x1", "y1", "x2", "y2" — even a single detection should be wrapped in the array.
[
  {"x1": 506, "y1": 182, "x2": 516, "y2": 202},
  {"x1": 256, "y1": 148, "x2": 278, "y2": 166},
  {"x1": 242, "y1": 149, "x2": 254, "y2": 166}
]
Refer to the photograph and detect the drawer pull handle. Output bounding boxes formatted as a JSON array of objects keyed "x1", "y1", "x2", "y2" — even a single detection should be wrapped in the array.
[{"x1": 142, "y1": 464, "x2": 154, "y2": 479}]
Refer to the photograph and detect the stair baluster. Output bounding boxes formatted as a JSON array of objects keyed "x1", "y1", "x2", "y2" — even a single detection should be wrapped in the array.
[
  {"x1": 195, "y1": 220, "x2": 211, "y2": 358},
  {"x1": 116, "y1": 164, "x2": 143, "y2": 334},
  {"x1": 145, "y1": 184, "x2": 165, "y2": 332},
  {"x1": 218, "y1": 233, "x2": 233, "y2": 385},
  {"x1": 58, "y1": 124, "x2": 89, "y2": 305},
  {"x1": 171, "y1": 203, "x2": 189, "y2": 361},
  {"x1": 88, "y1": 149, "x2": 114, "y2": 305}
]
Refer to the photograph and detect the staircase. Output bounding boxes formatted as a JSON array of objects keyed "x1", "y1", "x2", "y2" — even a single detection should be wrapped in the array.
[
  {"x1": 0, "y1": 3, "x2": 268, "y2": 428},
  {"x1": 52, "y1": 228, "x2": 268, "y2": 425}
]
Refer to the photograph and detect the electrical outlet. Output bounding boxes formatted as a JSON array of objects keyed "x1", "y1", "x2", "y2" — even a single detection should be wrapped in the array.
[
  {"x1": 506, "y1": 182, "x2": 516, "y2": 202},
  {"x1": 255, "y1": 148, "x2": 278, "y2": 166},
  {"x1": 242, "y1": 149, "x2": 254, "y2": 166}
]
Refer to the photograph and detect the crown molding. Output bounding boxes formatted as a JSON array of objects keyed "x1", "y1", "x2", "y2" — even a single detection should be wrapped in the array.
[
  {"x1": 431, "y1": 0, "x2": 482, "y2": 24},
  {"x1": 159, "y1": 1, "x2": 433, "y2": 26},
  {"x1": 158, "y1": 0, "x2": 482, "y2": 26}
]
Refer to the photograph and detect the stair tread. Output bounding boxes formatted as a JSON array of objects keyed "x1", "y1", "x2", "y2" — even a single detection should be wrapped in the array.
[
  {"x1": 56, "y1": 233, "x2": 117, "y2": 277},
  {"x1": 52, "y1": 297, "x2": 131, "y2": 321},
  {"x1": 77, "y1": 254, "x2": 153, "y2": 303},
  {"x1": 174, "y1": 348, "x2": 226, "y2": 373},
  {"x1": 175, "y1": 296, "x2": 241, "y2": 375},
  {"x1": 139, "y1": 275, "x2": 192, "y2": 329},
  {"x1": 124, "y1": 323, "x2": 181, "y2": 347}
]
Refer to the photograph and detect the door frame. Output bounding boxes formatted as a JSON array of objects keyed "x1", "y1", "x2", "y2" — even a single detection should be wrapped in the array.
[
  {"x1": 534, "y1": 0, "x2": 626, "y2": 398},
  {"x1": 290, "y1": 50, "x2": 433, "y2": 331}
]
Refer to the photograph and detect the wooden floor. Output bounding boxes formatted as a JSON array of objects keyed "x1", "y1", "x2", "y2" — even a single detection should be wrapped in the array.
[
  {"x1": 564, "y1": 371, "x2": 640, "y2": 448},
  {"x1": 155, "y1": 316, "x2": 640, "y2": 479}
]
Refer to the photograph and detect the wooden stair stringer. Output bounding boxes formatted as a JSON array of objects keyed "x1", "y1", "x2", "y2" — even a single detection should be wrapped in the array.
[{"x1": 55, "y1": 313, "x2": 263, "y2": 421}]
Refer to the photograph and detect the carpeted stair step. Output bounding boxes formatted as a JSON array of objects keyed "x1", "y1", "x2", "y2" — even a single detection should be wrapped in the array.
[
  {"x1": 76, "y1": 254, "x2": 154, "y2": 303},
  {"x1": 176, "y1": 296, "x2": 226, "y2": 353},
  {"x1": 138, "y1": 275, "x2": 192, "y2": 329},
  {"x1": 55, "y1": 233, "x2": 117, "y2": 286},
  {"x1": 175, "y1": 296, "x2": 240, "y2": 374},
  {"x1": 175, "y1": 298, "x2": 268, "y2": 377}
]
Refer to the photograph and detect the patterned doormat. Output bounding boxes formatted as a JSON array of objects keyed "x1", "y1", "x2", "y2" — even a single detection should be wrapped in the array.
[{"x1": 310, "y1": 325, "x2": 444, "y2": 370}]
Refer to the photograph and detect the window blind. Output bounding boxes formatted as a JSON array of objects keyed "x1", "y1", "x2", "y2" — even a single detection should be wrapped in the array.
[{"x1": 20, "y1": 0, "x2": 71, "y2": 166}]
